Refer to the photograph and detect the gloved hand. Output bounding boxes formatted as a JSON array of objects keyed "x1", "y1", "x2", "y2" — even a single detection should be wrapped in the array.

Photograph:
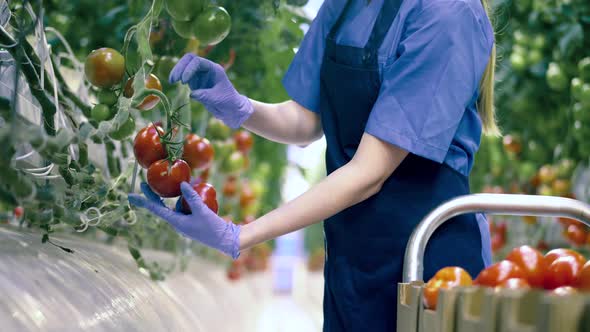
[
  {"x1": 169, "y1": 53, "x2": 254, "y2": 129},
  {"x1": 128, "y1": 182, "x2": 241, "y2": 259}
]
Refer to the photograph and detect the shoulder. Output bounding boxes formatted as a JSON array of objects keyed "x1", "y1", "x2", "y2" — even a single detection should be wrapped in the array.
[{"x1": 405, "y1": 0, "x2": 493, "y2": 43}]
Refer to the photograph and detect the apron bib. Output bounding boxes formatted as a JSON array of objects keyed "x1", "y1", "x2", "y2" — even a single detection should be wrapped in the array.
[{"x1": 318, "y1": 1, "x2": 485, "y2": 331}]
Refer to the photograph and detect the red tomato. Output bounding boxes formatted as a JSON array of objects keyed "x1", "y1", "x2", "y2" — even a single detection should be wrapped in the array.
[
  {"x1": 227, "y1": 264, "x2": 242, "y2": 281},
  {"x1": 13, "y1": 206, "x2": 24, "y2": 219},
  {"x1": 564, "y1": 224, "x2": 587, "y2": 246},
  {"x1": 123, "y1": 74, "x2": 163, "y2": 111},
  {"x1": 544, "y1": 248, "x2": 586, "y2": 266},
  {"x1": 505, "y1": 245, "x2": 547, "y2": 288},
  {"x1": 544, "y1": 256, "x2": 584, "y2": 290},
  {"x1": 181, "y1": 182, "x2": 219, "y2": 214},
  {"x1": 536, "y1": 240, "x2": 550, "y2": 252},
  {"x1": 182, "y1": 134, "x2": 214, "y2": 170},
  {"x1": 552, "y1": 286, "x2": 577, "y2": 296},
  {"x1": 497, "y1": 278, "x2": 530, "y2": 290},
  {"x1": 239, "y1": 181, "x2": 256, "y2": 208},
  {"x1": 133, "y1": 124, "x2": 167, "y2": 169},
  {"x1": 423, "y1": 267, "x2": 472, "y2": 310},
  {"x1": 222, "y1": 176, "x2": 238, "y2": 197},
  {"x1": 147, "y1": 159, "x2": 191, "y2": 197},
  {"x1": 234, "y1": 130, "x2": 254, "y2": 154},
  {"x1": 474, "y1": 260, "x2": 526, "y2": 287},
  {"x1": 496, "y1": 223, "x2": 508, "y2": 237},
  {"x1": 491, "y1": 233, "x2": 505, "y2": 253},
  {"x1": 577, "y1": 261, "x2": 590, "y2": 291},
  {"x1": 502, "y1": 135, "x2": 522, "y2": 154}
]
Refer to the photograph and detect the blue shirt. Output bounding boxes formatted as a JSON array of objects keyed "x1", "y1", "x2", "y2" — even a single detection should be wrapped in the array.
[{"x1": 282, "y1": 0, "x2": 495, "y2": 176}]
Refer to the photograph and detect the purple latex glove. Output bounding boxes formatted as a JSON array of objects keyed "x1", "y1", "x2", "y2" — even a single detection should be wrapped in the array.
[
  {"x1": 169, "y1": 53, "x2": 254, "y2": 129},
  {"x1": 128, "y1": 182, "x2": 241, "y2": 259}
]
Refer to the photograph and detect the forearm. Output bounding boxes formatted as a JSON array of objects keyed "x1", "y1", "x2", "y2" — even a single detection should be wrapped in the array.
[
  {"x1": 242, "y1": 99, "x2": 322, "y2": 145},
  {"x1": 240, "y1": 161, "x2": 382, "y2": 250}
]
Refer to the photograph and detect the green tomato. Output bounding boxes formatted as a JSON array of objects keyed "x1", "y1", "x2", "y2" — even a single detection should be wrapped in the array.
[
  {"x1": 220, "y1": 151, "x2": 245, "y2": 174},
  {"x1": 171, "y1": 18, "x2": 194, "y2": 39},
  {"x1": 109, "y1": 116, "x2": 136, "y2": 141},
  {"x1": 527, "y1": 49, "x2": 543, "y2": 65},
  {"x1": 212, "y1": 139, "x2": 235, "y2": 161},
  {"x1": 513, "y1": 30, "x2": 529, "y2": 46},
  {"x1": 581, "y1": 83, "x2": 590, "y2": 106},
  {"x1": 518, "y1": 162, "x2": 537, "y2": 182},
  {"x1": 97, "y1": 89, "x2": 118, "y2": 106},
  {"x1": 91, "y1": 104, "x2": 112, "y2": 122},
  {"x1": 510, "y1": 52, "x2": 528, "y2": 71},
  {"x1": 572, "y1": 103, "x2": 590, "y2": 123},
  {"x1": 546, "y1": 62, "x2": 568, "y2": 91},
  {"x1": 207, "y1": 117, "x2": 231, "y2": 140},
  {"x1": 165, "y1": 0, "x2": 206, "y2": 21},
  {"x1": 556, "y1": 159, "x2": 575, "y2": 179},
  {"x1": 578, "y1": 57, "x2": 590, "y2": 81},
  {"x1": 571, "y1": 77, "x2": 584, "y2": 100},
  {"x1": 531, "y1": 35, "x2": 546, "y2": 50},
  {"x1": 192, "y1": 6, "x2": 231, "y2": 46},
  {"x1": 155, "y1": 56, "x2": 179, "y2": 83}
]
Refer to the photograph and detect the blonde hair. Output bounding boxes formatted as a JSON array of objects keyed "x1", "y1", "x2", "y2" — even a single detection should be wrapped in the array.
[{"x1": 479, "y1": 0, "x2": 500, "y2": 136}]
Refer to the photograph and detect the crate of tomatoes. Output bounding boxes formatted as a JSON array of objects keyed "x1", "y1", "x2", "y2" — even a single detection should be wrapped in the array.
[{"x1": 397, "y1": 194, "x2": 590, "y2": 332}]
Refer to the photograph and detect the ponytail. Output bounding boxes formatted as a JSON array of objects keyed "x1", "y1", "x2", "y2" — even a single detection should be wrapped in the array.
[{"x1": 479, "y1": 0, "x2": 500, "y2": 136}]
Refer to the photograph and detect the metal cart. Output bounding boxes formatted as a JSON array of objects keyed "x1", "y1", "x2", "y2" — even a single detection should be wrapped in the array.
[{"x1": 397, "y1": 194, "x2": 590, "y2": 332}]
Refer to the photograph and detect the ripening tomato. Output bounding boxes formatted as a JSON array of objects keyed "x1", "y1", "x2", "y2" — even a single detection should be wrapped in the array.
[
  {"x1": 522, "y1": 216, "x2": 537, "y2": 225},
  {"x1": 239, "y1": 182, "x2": 256, "y2": 208},
  {"x1": 223, "y1": 176, "x2": 238, "y2": 197},
  {"x1": 134, "y1": 124, "x2": 167, "y2": 169},
  {"x1": 13, "y1": 206, "x2": 24, "y2": 219},
  {"x1": 182, "y1": 134, "x2": 214, "y2": 170},
  {"x1": 577, "y1": 261, "x2": 590, "y2": 291},
  {"x1": 544, "y1": 256, "x2": 585, "y2": 290},
  {"x1": 234, "y1": 130, "x2": 254, "y2": 154},
  {"x1": 474, "y1": 260, "x2": 526, "y2": 287},
  {"x1": 423, "y1": 267, "x2": 472, "y2": 310},
  {"x1": 502, "y1": 135, "x2": 522, "y2": 154},
  {"x1": 124, "y1": 74, "x2": 163, "y2": 111},
  {"x1": 181, "y1": 182, "x2": 219, "y2": 214},
  {"x1": 84, "y1": 48, "x2": 125, "y2": 88},
  {"x1": 544, "y1": 248, "x2": 586, "y2": 267},
  {"x1": 552, "y1": 286, "x2": 577, "y2": 296},
  {"x1": 538, "y1": 165, "x2": 557, "y2": 184},
  {"x1": 497, "y1": 278, "x2": 530, "y2": 290},
  {"x1": 147, "y1": 159, "x2": 191, "y2": 197},
  {"x1": 564, "y1": 224, "x2": 587, "y2": 246},
  {"x1": 505, "y1": 245, "x2": 546, "y2": 288}
]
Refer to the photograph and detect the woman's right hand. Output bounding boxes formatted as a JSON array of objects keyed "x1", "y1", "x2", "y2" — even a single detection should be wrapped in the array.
[{"x1": 169, "y1": 53, "x2": 254, "y2": 129}]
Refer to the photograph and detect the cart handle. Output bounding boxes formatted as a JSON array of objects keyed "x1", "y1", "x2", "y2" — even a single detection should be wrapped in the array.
[{"x1": 402, "y1": 194, "x2": 590, "y2": 283}]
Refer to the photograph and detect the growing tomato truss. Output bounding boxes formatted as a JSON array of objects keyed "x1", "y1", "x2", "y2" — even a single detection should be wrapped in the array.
[{"x1": 0, "y1": 0, "x2": 308, "y2": 280}]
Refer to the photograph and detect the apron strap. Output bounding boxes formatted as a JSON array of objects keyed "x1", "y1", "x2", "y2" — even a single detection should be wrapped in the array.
[
  {"x1": 327, "y1": 0, "x2": 353, "y2": 40},
  {"x1": 363, "y1": 0, "x2": 403, "y2": 59}
]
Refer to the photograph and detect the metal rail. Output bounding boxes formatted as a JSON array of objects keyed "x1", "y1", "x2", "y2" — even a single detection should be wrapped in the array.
[{"x1": 402, "y1": 194, "x2": 590, "y2": 283}]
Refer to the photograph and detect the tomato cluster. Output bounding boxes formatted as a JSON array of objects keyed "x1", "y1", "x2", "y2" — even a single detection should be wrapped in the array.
[
  {"x1": 226, "y1": 242, "x2": 272, "y2": 281},
  {"x1": 424, "y1": 245, "x2": 590, "y2": 310},
  {"x1": 166, "y1": 0, "x2": 231, "y2": 46}
]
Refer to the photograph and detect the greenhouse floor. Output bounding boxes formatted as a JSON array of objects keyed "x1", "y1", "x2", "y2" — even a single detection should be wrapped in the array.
[{"x1": 0, "y1": 226, "x2": 325, "y2": 331}]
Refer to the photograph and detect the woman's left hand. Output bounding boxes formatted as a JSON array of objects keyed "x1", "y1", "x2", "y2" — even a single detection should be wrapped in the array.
[{"x1": 128, "y1": 182, "x2": 241, "y2": 259}]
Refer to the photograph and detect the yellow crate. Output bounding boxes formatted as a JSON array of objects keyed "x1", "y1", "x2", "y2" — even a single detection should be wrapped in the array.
[
  {"x1": 397, "y1": 282, "x2": 423, "y2": 332},
  {"x1": 455, "y1": 286, "x2": 499, "y2": 332}
]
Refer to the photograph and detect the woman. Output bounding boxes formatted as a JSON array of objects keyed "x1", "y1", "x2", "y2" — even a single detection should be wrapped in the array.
[{"x1": 129, "y1": 0, "x2": 496, "y2": 330}]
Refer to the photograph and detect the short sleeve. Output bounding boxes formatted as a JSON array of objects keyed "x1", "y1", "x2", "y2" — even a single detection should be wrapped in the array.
[
  {"x1": 282, "y1": 1, "x2": 341, "y2": 113},
  {"x1": 365, "y1": 1, "x2": 493, "y2": 163}
]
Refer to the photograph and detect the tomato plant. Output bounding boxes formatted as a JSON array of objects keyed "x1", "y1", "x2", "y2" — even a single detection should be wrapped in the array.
[
  {"x1": 181, "y1": 182, "x2": 219, "y2": 214},
  {"x1": 423, "y1": 267, "x2": 472, "y2": 310},
  {"x1": 147, "y1": 159, "x2": 191, "y2": 198},
  {"x1": 474, "y1": 261, "x2": 526, "y2": 287},
  {"x1": 124, "y1": 74, "x2": 163, "y2": 111},
  {"x1": 134, "y1": 124, "x2": 167, "y2": 169},
  {"x1": 506, "y1": 245, "x2": 546, "y2": 288},
  {"x1": 182, "y1": 134, "x2": 214, "y2": 170},
  {"x1": 234, "y1": 130, "x2": 253, "y2": 154},
  {"x1": 84, "y1": 48, "x2": 125, "y2": 88}
]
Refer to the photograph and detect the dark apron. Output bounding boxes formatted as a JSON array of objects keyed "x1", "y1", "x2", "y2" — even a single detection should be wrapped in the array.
[{"x1": 319, "y1": 1, "x2": 485, "y2": 331}]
